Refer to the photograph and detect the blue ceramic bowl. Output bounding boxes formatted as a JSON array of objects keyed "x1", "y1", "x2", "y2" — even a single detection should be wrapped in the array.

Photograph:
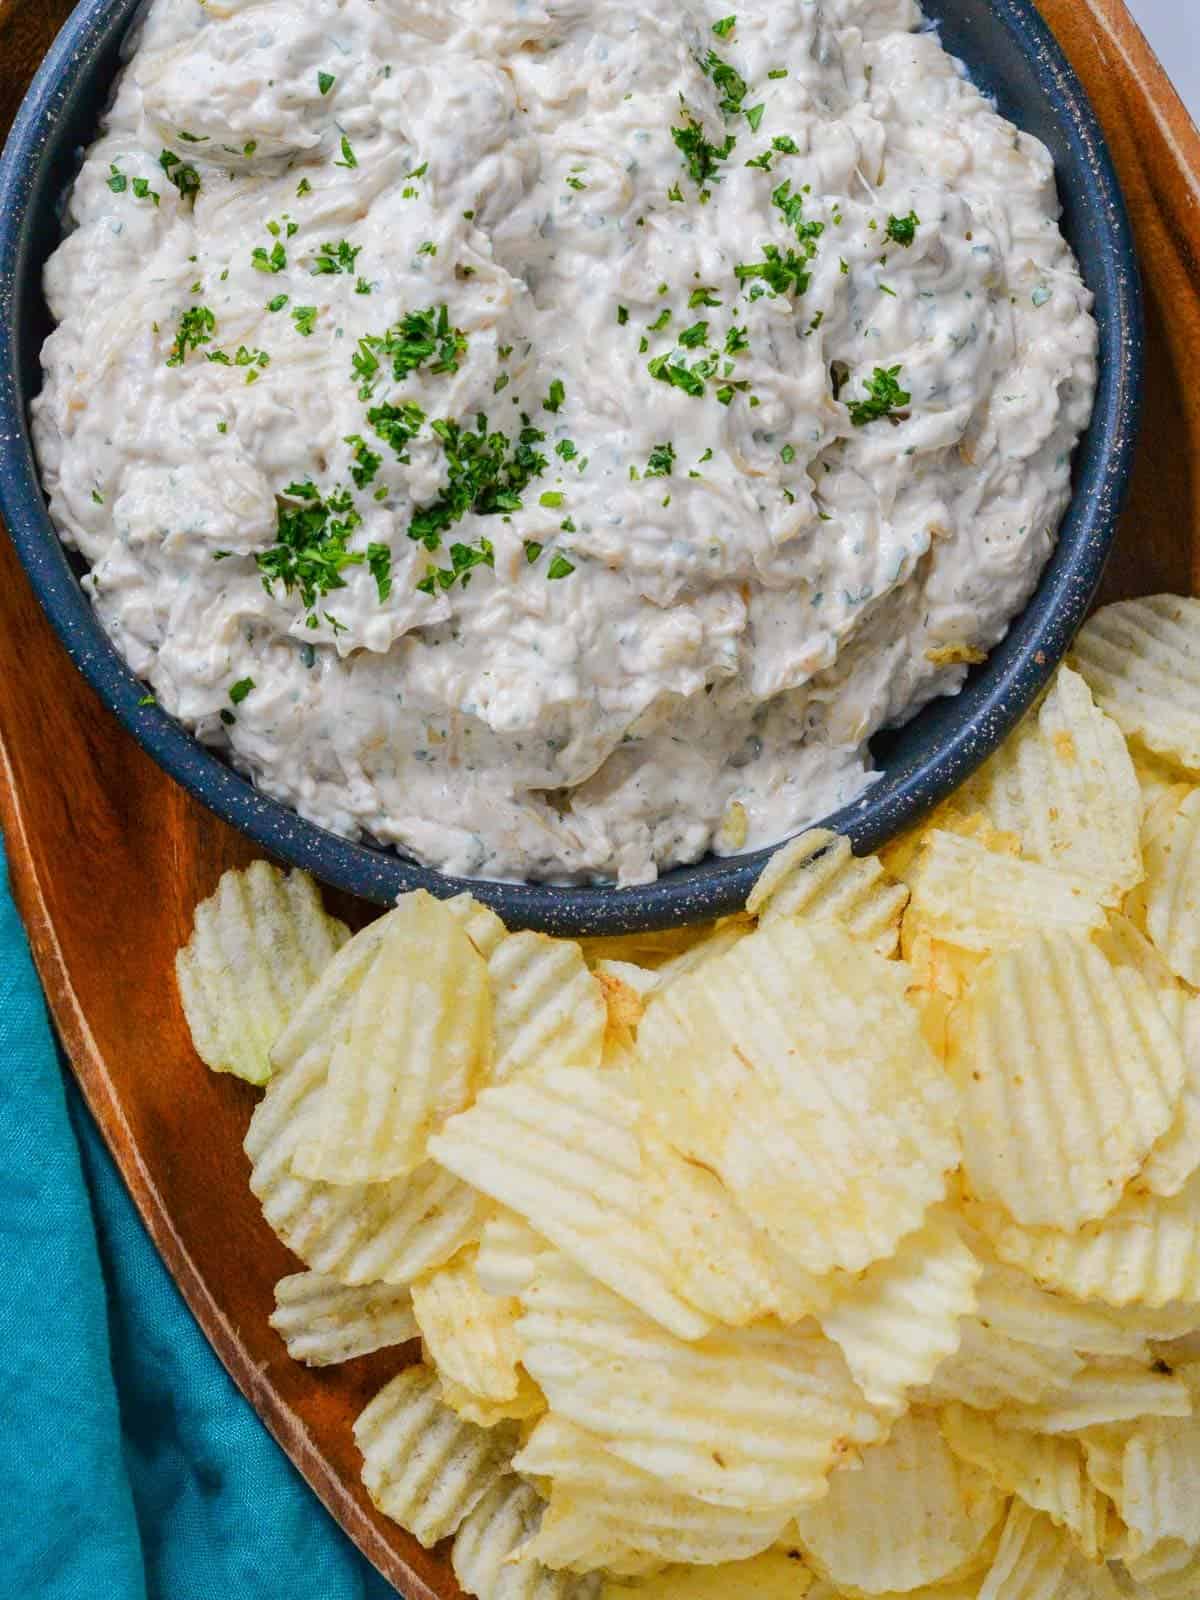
[{"x1": 0, "y1": 0, "x2": 1142, "y2": 935}]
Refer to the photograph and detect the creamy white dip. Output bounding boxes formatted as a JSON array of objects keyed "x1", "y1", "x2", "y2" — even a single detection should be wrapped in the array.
[{"x1": 34, "y1": 0, "x2": 1098, "y2": 884}]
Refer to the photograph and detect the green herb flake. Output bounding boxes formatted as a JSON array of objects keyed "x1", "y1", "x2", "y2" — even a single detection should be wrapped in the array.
[
  {"x1": 91, "y1": 489, "x2": 104, "y2": 505},
  {"x1": 292, "y1": 305, "x2": 318, "y2": 336},
  {"x1": 780, "y1": 443, "x2": 796, "y2": 463},
  {"x1": 678, "y1": 321, "x2": 708, "y2": 349},
  {"x1": 539, "y1": 490, "x2": 565, "y2": 508},
  {"x1": 885, "y1": 210, "x2": 920, "y2": 247},
  {"x1": 229, "y1": 677, "x2": 255, "y2": 705},
  {"x1": 367, "y1": 398, "x2": 426, "y2": 462},
  {"x1": 647, "y1": 309, "x2": 672, "y2": 333},
  {"x1": 712, "y1": 14, "x2": 736, "y2": 36},
  {"x1": 252, "y1": 239, "x2": 287, "y2": 273},
  {"x1": 846, "y1": 365, "x2": 911, "y2": 427},
  {"x1": 318, "y1": 70, "x2": 336, "y2": 95},
  {"x1": 296, "y1": 177, "x2": 313, "y2": 197},
  {"x1": 353, "y1": 306, "x2": 468, "y2": 397},
  {"x1": 367, "y1": 542, "x2": 392, "y2": 601},
  {"x1": 543, "y1": 378, "x2": 566, "y2": 413},
  {"x1": 617, "y1": 305, "x2": 629, "y2": 325},
  {"x1": 165, "y1": 304, "x2": 216, "y2": 366},
  {"x1": 565, "y1": 175, "x2": 587, "y2": 191},
  {"x1": 107, "y1": 165, "x2": 128, "y2": 193},
  {"x1": 335, "y1": 135, "x2": 358, "y2": 169},
  {"x1": 524, "y1": 540, "x2": 543, "y2": 564},
  {"x1": 667, "y1": 182, "x2": 684, "y2": 202},
  {"x1": 256, "y1": 481, "x2": 365, "y2": 617},
  {"x1": 772, "y1": 134, "x2": 798, "y2": 154},
  {"x1": 672, "y1": 110, "x2": 735, "y2": 190},
  {"x1": 131, "y1": 176, "x2": 159, "y2": 204},
  {"x1": 702, "y1": 49, "x2": 748, "y2": 117},
  {"x1": 767, "y1": 66, "x2": 788, "y2": 79},
  {"x1": 645, "y1": 442, "x2": 675, "y2": 477},
  {"x1": 311, "y1": 238, "x2": 361, "y2": 275},
  {"x1": 137, "y1": 694, "x2": 156, "y2": 707},
  {"x1": 555, "y1": 439, "x2": 578, "y2": 461},
  {"x1": 267, "y1": 293, "x2": 289, "y2": 312},
  {"x1": 745, "y1": 103, "x2": 765, "y2": 131},
  {"x1": 546, "y1": 552, "x2": 575, "y2": 580},
  {"x1": 344, "y1": 433, "x2": 383, "y2": 487}
]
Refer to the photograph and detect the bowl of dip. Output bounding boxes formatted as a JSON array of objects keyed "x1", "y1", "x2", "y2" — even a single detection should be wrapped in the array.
[{"x1": 0, "y1": 0, "x2": 1141, "y2": 934}]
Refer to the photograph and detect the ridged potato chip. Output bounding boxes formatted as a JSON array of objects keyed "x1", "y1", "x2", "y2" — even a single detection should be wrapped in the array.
[
  {"x1": 791, "y1": 1412, "x2": 1006, "y2": 1594},
  {"x1": 651, "y1": 919, "x2": 754, "y2": 989},
  {"x1": 817, "y1": 1211, "x2": 981, "y2": 1416},
  {"x1": 638, "y1": 1125, "x2": 831, "y2": 1328},
  {"x1": 267, "y1": 914, "x2": 392, "y2": 1073},
  {"x1": 745, "y1": 829, "x2": 909, "y2": 957},
  {"x1": 246, "y1": 1035, "x2": 485, "y2": 1285},
  {"x1": 513, "y1": 1415, "x2": 789, "y2": 1571},
  {"x1": 444, "y1": 892, "x2": 510, "y2": 959},
  {"x1": 1093, "y1": 914, "x2": 1180, "y2": 997},
  {"x1": 1079, "y1": 1425, "x2": 1132, "y2": 1503},
  {"x1": 881, "y1": 804, "x2": 1023, "y2": 886},
  {"x1": 1119, "y1": 1543, "x2": 1200, "y2": 1599},
  {"x1": 354, "y1": 1364, "x2": 518, "y2": 1548},
  {"x1": 1069, "y1": 595, "x2": 1200, "y2": 775},
  {"x1": 977, "y1": 1501, "x2": 1123, "y2": 1600},
  {"x1": 967, "y1": 1174, "x2": 1200, "y2": 1310},
  {"x1": 268, "y1": 1271, "x2": 416, "y2": 1365},
  {"x1": 904, "y1": 830, "x2": 1107, "y2": 962},
  {"x1": 939, "y1": 1404, "x2": 1107, "y2": 1559},
  {"x1": 411, "y1": 1248, "x2": 533, "y2": 1412},
  {"x1": 488, "y1": 931, "x2": 606, "y2": 1082},
  {"x1": 293, "y1": 892, "x2": 491, "y2": 1184},
  {"x1": 1142, "y1": 789, "x2": 1200, "y2": 987},
  {"x1": 997, "y1": 1362, "x2": 1191, "y2": 1435},
  {"x1": 598, "y1": 1550, "x2": 814, "y2": 1600},
  {"x1": 176, "y1": 862, "x2": 348, "y2": 1085},
  {"x1": 579, "y1": 927, "x2": 716, "y2": 972},
  {"x1": 633, "y1": 920, "x2": 959, "y2": 1276},
  {"x1": 515, "y1": 1250, "x2": 884, "y2": 1511},
  {"x1": 451, "y1": 1475, "x2": 602, "y2": 1600},
  {"x1": 438, "y1": 1374, "x2": 544, "y2": 1430},
  {"x1": 953, "y1": 666, "x2": 1142, "y2": 906},
  {"x1": 949, "y1": 933, "x2": 1185, "y2": 1231},
  {"x1": 475, "y1": 1211, "x2": 551, "y2": 1301},
  {"x1": 430, "y1": 1067, "x2": 711, "y2": 1340},
  {"x1": 1137, "y1": 995, "x2": 1200, "y2": 1200},
  {"x1": 1117, "y1": 1417, "x2": 1200, "y2": 1557},
  {"x1": 922, "y1": 1316, "x2": 1086, "y2": 1411}
]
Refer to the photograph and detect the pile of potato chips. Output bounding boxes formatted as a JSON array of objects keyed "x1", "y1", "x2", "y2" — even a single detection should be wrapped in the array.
[{"x1": 176, "y1": 595, "x2": 1200, "y2": 1600}]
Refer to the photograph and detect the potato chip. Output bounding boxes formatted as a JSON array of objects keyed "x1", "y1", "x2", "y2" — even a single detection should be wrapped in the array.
[
  {"x1": 904, "y1": 830, "x2": 1106, "y2": 959},
  {"x1": 444, "y1": 891, "x2": 510, "y2": 959},
  {"x1": 1079, "y1": 1425, "x2": 1132, "y2": 1503},
  {"x1": 175, "y1": 862, "x2": 348, "y2": 1085},
  {"x1": 246, "y1": 1035, "x2": 485, "y2": 1285},
  {"x1": 949, "y1": 933, "x2": 1185, "y2": 1231},
  {"x1": 516, "y1": 1250, "x2": 884, "y2": 1510},
  {"x1": 292, "y1": 891, "x2": 491, "y2": 1184},
  {"x1": 997, "y1": 1362, "x2": 1192, "y2": 1435},
  {"x1": 267, "y1": 913, "x2": 393, "y2": 1073},
  {"x1": 633, "y1": 920, "x2": 959, "y2": 1275},
  {"x1": 967, "y1": 1173, "x2": 1200, "y2": 1310},
  {"x1": 817, "y1": 1211, "x2": 981, "y2": 1416},
  {"x1": 805, "y1": 1582, "x2": 982, "y2": 1600},
  {"x1": 488, "y1": 931, "x2": 607, "y2": 1082},
  {"x1": 651, "y1": 919, "x2": 754, "y2": 989},
  {"x1": 475, "y1": 1211, "x2": 551, "y2": 1301},
  {"x1": 1137, "y1": 995, "x2": 1200, "y2": 1200},
  {"x1": 411, "y1": 1248, "x2": 529, "y2": 1408},
  {"x1": 1093, "y1": 914, "x2": 1181, "y2": 997},
  {"x1": 791, "y1": 1412, "x2": 1006, "y2": 1593},
  {"x1": 638, "y1": 1125, "x2": 831, "y2": 1328},
  {"x1": 1119, "y1": 1542, "x2": 1200, "y2": 1598},
  {"x1": 921, "y1": 1316, "x2": 1086, "y2": 1411},
  {"x1": 354, "y1": 1364, "x2": 518, "y2": 1548},
  {"x1": 268, "y1": 1271, "x2": 416, "y2": 1365},
  {"x1": 939, "y1": 1404, "x2": 1107, "y2": 1559},
  {"x1": 1142, "y1": 789, "x2": 1200, "y2": 988},
  {"x1": 745, "y1": 829, "x2": 909, "y2": 957},
  {"x1": 1133, "y1": 749, "x2": 1192, "y2": 813},
  {"x1": 430, "y1": 1067, "x2": 711, "y2": 1340},
  {"x1": 976, "y1": 1502, "x2": 1123, "y2": 1600},
  {"x1": 438, "y1": 1373, "x2": 545, "y2": 1430},
  {"x1": 1069, "y1": 595, "x2": 1200, "y2": 775},
  {"x1": 513, "y1": 1415, "x2": 789, "y2": 1572},
  {"x1": 953, "y1": 666, "x2": 1142, "y2": 906},
  {"x1": 594, "y1": 965, "x2": 652, "y2": 1052},
  {"x1": 579, "y1": 927, "x2": 716, "y2": 972},
  {"x1": 598, "y1": 1550, "x2": 814, "y2": 1600},
  {"x1": 1117, "y1": 1417, "x2": 1200, "y2": 1556},
  {"x1": 451, "y1": 1475, "x2": 602, "y2": 1600}
]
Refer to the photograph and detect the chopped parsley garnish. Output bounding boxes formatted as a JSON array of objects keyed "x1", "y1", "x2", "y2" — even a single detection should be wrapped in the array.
[
  {"x1": 407, "y1": 162, "x2": 429, "y2": 180},
  {"x1": 745, "y1": 150, "x2": 773, "y2": 171},
  {"x1": 524, "y1": 540, "x2": 543, "y2": 564},
  {"x1": 267, "y1": 293, "x2": 289, "y2": 312},
  {"x1": 768, "y1": 66, "x2": 788, "y2": 79},
  {"x1": 885, "y1": 211, "x2": 920, "y2": 247},
  {"x1": 367, "y1": 543, "x2": 392, "y2": 601},
  {"x1": 345, "y1": 433, "x2": 383, "y2": 487},
  {"x1": 177, "y1": 131, "x2": 208, "y2": 143},
  {"x1": 107, "y1": 165, "x2": 127, "y2": 193},
  {"x1": 617, "y1": 305, "x2": 629, "y2": 325},
  {"x1": 220, "y1": 709, "x2": 236, "y2": 726},
  {"x1": 735, "y1": 243, "x2": 813, "y2": 297},
  {"x1": 165, "y1": 305, "x2": 216, "y2": 365},
  {"x1": 352, "y1": 306, "x2": 468, "y2": 398},
  {"x1": 367, "y1": 399, "x2": 426, "y2": 461},
  {"x1": 229, "y1": 677, "x2": 254, "y2": 705},
  {"x1": 780, "y1": 443, "x2": 796, "y2": 463},
  {"x1": 547, "y1": 552, "x2": 575, "y2": 580},
  {"x1": 679, "y1": 321, "x2": 708, "y2": 348},
  {"x1": 555, "y1": 439, "x2": 578, "y2": 461},
  {"x1": 565, "y1": 175, "x2": 587, "y2": 191},
  {"x1": 206, "y1": 344, "x2": 270, "y2": 370},
  {"x1": 416, "y1": 538, "x2": 496, "y2": 595},
  {"x1": 702, "y1": 50, "x2": 747, "y2": 117},
  {"x1": 543, "y1": 378, "x2": 566, "y2": 413},
  {"x1": 846, "y1": 365, "x2": 911, "y2": 426},
  {"x1": 252, "y1": 239, "x2": 287, "y2": 273},
  {"x1": 355, "y1": 277, "x2": 372, "y2": 295},
  {"x1": 417, "y1": 241, "x2": 437, "y2": 257},
  {"x1": 648, "y1": 309, "x2": 672, "y2": 333},
  {"x1": 689, "y1": 287, "x2": 722, "y2": 308},
  {"x1": 672, "y1": 110, "x2": 735, "y2": 190},
  {"x1": 772, "y1": 179, "x2": 824, "y2": 249},
  {"x1": 91, "y1": 488, "x2": 104, "y2": 504},
  {"x1": 243, "y1": 141, "x2": 258, "y2": 158},
  {"x1": 292, "y1": 305, "x2": 318, "y2": 336},
  {"x1": 745, "y1": 103, "x2": 765, "y2": 132},
  {"x1": 256, "y1": 481, "x2": 364, "y2": 617},
  {"x1": 335, "y1": 135, "x2": 358, "y2": 169},
  {"x1": 311, "y1": 239, "x2": 361, "y2": 275},
  {"x1": 647, "y1": 354, "x2": 707, "y2": 398},
  {"x1": 539, "y1": 490, "x2": 564, "y2": 508},
  {"x1": 137, "y1": 694, "x2": 156, "y2": 707},
  {"x1": 132, "y1": 176, "x2": 159, "y2": 203},
  {"x1": 494, "y1": 373, "x2": 510, "y2": 394},
  {"x1": 296, "y1": 177, "x2": 313, "y2": 197},
  {"x1": 318, "y1": 70, "x2": 336, "y2": 95},
  {"x1": 724, "y1": 324, "x2": 749, "y2": 354},
  {"x1": 772, "y1": 134, "x2": 799, "y2": 154},
  {"x1": 645, "y1": 442, "x2": 675, "y2": 477},
  {"x1": 667, "y1": 182, "x2": 684, "y2": 202},
  {"x1": 158, "y1": 149, "x2": 200, "y2": 203},
  {"x1": 408, "y1": 414, "x2": 548, "y2": 558},
  {"x1": 712, "y1": 14, "x2": 736, "y2": 36}
]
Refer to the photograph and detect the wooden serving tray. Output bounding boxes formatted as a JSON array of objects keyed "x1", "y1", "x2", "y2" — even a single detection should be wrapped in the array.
[{"x1": 1, "y1": 2, "x2": 1199, "y2": 1593}]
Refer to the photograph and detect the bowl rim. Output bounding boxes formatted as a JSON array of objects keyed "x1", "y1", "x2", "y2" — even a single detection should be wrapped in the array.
[{"x1": 0, "y1": 0, "x2": 1143, "y2": 936}]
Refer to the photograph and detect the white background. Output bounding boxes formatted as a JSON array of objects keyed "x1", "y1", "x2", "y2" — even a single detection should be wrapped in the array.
[{"x1": 1125, "y1": 0, "x2": 1199, "y2": 120}]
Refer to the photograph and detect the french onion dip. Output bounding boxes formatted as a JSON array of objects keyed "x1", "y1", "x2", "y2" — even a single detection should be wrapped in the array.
[{"x1": 34, "y1": 0, "x2": 1099, "y2": 884}]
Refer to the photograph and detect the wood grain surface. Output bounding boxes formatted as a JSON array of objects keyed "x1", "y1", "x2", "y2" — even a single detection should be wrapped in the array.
[{"x1": 1, "y1": 2, "x2": 1199, "y2": 1594}]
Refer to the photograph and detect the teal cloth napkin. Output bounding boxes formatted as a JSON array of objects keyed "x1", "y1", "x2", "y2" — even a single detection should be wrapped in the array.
[{"x1": 0, "y1": 837, "x2": 398, "y2": 1600}]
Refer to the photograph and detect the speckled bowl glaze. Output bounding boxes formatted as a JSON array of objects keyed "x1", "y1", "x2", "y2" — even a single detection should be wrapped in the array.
[{"x1": 0, "y1": 0, "x2": 1142, "y2": 935}]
